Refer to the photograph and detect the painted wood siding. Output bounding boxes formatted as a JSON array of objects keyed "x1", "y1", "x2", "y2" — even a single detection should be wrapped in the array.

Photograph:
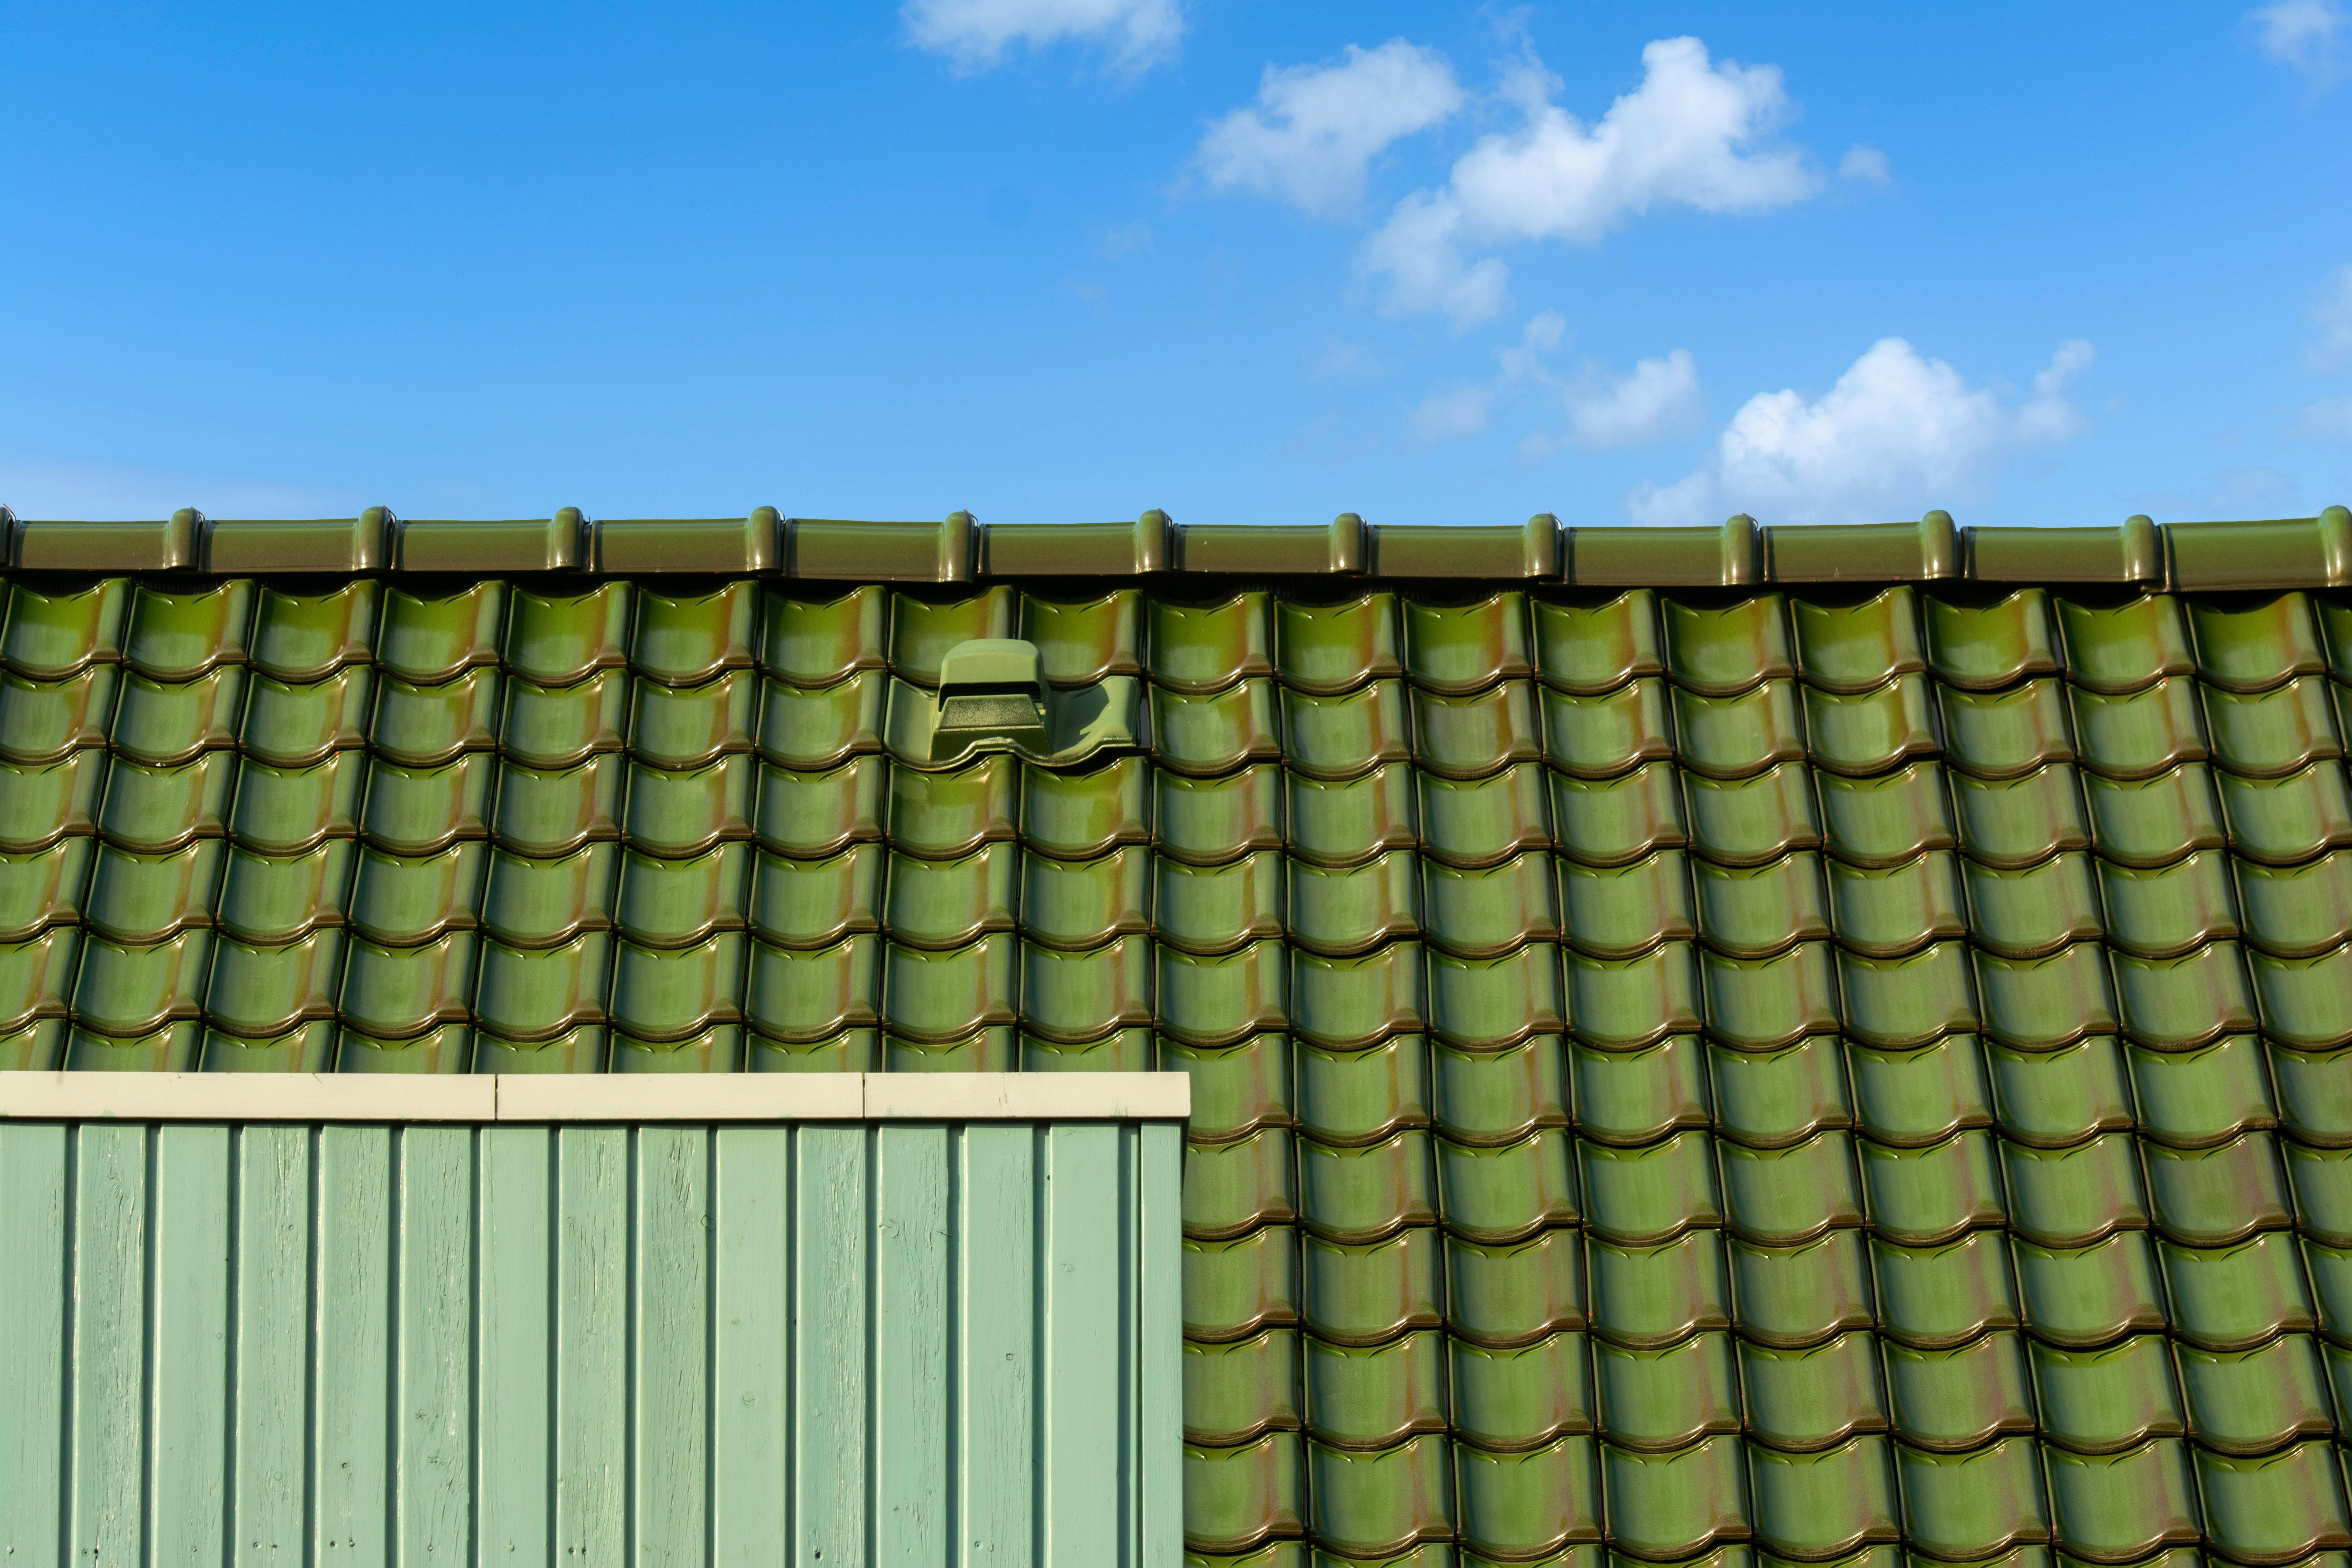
[{"x1": 0, "y1": 1117, "x2": 1183, "y2": 1568}]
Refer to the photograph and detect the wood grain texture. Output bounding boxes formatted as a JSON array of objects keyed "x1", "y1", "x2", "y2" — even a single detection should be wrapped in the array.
[{"x1": 3, "y1": 1112, "x2": 1181, "y2": 1566}]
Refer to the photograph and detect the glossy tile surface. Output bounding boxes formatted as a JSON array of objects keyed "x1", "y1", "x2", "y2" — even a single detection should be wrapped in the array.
[{"x1": 9, "y1": 572, "x2": 2352, "y2": 1565}]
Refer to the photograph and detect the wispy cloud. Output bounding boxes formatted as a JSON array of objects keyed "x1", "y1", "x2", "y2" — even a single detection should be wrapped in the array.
[
  {"x1": 1626, "y1": 338, "x2": 2096, "y2": 526},
  {"x1": 2309, "y1": 264, "x2": 2352, "y2": 370},
  {"x1": 1838, "y1": 145, "x2": 1892, "y2": 183},
  {"x1": 0, "y1": 454, "x2": 369, "y2": 522},
  {"x1": 905, "y1": 0, "x2": 1182, "y2": 73},
  {"x1": 1195, "y1": 40, "x2": 1464, "y2": 219},
  {"x1": 2251, "y1": 0, "x2": 2347, "y2": 85},
  {"x1": 1363, "y1": 37, "x2": 1824, "y2": 326},
  {"x1": 1554, "y1": 348, "x2": 1704, "y2": 452}
]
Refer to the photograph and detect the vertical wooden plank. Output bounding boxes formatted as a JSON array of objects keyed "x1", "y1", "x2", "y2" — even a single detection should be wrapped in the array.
[
  {"x1": 396, "y1": 1125, "x2": 475, "y2": 1559},
  {"x1": 1136, "y1": 1123, "x2": 1184, "y2": 1568},
  {"x1": 633, "y1": 1125, "x2": 711, "y2": 1562},
  {"x1": 150, "y1": 1123, "x2": 232, "y2": 1563},
  {"x1": 956, "y1": 1124, "x2": 1034, "y2": 1568},
  {"x1": 556, "y1": 1126, "x2": 629, "y2": 1568},
  {"x1": 792, "y1": 1124, "x2": 868, "y2": 1568},
  {"x1": 0, "y1": 1122, "x2": 69, "y2": 1566},
  {"x1": 712, "y1": 1127, "x2": 789, "y2": 1562},
  {"x1": 477, "y1": 1125, "x2": 553, "y2": 1562},
  {"x1": 314, "y1": 1125, "x2": 392, "y2": 1566},
  {"x1": 69, "y1": 1123, "x2": 148, "y2": 1566},
  {"x1": 1040, "y1": 1123, "x2": 1123, "y2": 1568},
  {"x1": 233, "y1": 1125, "x2": 313, "y2": 1565},
  {"x1": 874, "y1": 1124, "x2": 949, "y2": 1566}
]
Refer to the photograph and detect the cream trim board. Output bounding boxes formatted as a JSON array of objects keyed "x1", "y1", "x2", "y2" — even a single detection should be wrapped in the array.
[{"x1": 0, "y1": 1071, "x2": 1191, "y2": 1123}]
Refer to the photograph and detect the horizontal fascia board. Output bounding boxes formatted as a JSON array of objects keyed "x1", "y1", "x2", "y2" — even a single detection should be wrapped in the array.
[{"x1": 0, "y1": 1071, "x2": 1191, "y2": 1124}]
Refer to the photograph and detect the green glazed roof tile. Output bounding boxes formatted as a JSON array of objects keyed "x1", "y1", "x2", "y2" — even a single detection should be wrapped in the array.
[
  {"x1": 1436, "y1": 1131, "x2": 1580, "y2": 1243},
  {"x1": 2001, "y1": 1134, "x2": 2150, "y2": 1247},
  {"x1": 1412, "y1": 682, "x2": 1543, "y2": 780},
  {"x1": 1738, "y1": 1333, "x2": 1887, "y2": 1452},
  {"x1": 1580, "y1": 1131, "x2": 1721, "y2": 1244},
  {"x1": 247, "y1": 582, "x2": 375, "y2": 683},
  {"x1": 1587, "y1": 1231, "x2": 1731, "y2": 1348},
  {"x1": 2131, "y1": 1037, "x2": 2277, "y2": 1147},
  {"x1": 629, "y1": 581, "x2": 757, "y2": 687},
  {"x1": 1835, "y1": 851, "x2": 1966, "y2": 964},
  {"x1": 2057, "y1": 595, "x2": 2196, "y2": 695},
  {"x1": 1709, "y1": 1036, "x2": 1851, "y2": 1147},
  {"x1": 2176, "y1": 1335, "x2": 2334, "y2": 1455},
  {"x1": 1940, "y1": 681, "x2": 2075, "y2": 780},
  {"x1": 1434, "y1": 1037, "x2": 1568, "y2": 1146},
  {"x1": 82, "y1": 840, "x2": 223, "y2": 944},
  {"x1": 1726, "y1": 1231, "x2": 1875, "y2": 1348},
  {"x1": 1848, "y1": 1036, "x2": 1995, "y2": 1148},
  {"x1": 1185, "y1": 1431, "x2": 1307, "y2": 1555},
  {"x1": 0, "y1": 666, "x2": 119, "y2": 763},
  {"x1": 2193, "y1": 1442, "x2": 2352, "y2": 1564},
  {"x1": 1718, "y1": 1133, "x2": 1865, "y2": 1245},
  {"x1": 1185, "y1": 1127, "x2": 1298, "y2": 1241},
  {"x1": 1791, "y1": 589, "x2": 1926, "y2": 695},
  {"x1": 1951, "y1": 764, "x2": 2093, "y2": 869},
  {"x1": 2069, "y1": 680, "x2": 2209, "y2": 781},
  {"x1": 1404, "y1": 594, "x2": 1531, "y2": 695},
  {"x1": 753, "y1": 670, "x2": 885, "y2": 769},
  {"x1": 1598, "y1": 1435, "x2": 1752, "y2": 1560},
  {"x1": 2191, "y1": 594, "x2": 2328, "y2": 693},
  {"x1": 1673, "y1": 683, "x2": 1808, "y2": 781},
  {"x1": 1804, "y1": 679, "x2": 1940, "y2": 779},
  {"x1": 1307, "y1": 1433, "x2": 1454, "y2": 1560},
  {"x1": 1422, "y1": 764, "x2": 1553, "y2": 868},
  {"x1": 2236, "y1": 853, "x2": 2352, "y2": 957},
  {"x1": 2083, "y1": 763, "x2": 2228, "y2": 868},
  {"x1": 1664, "y1": 596, "x2": 1794, "y2": 695},
  {"x1": 0, "y1": 838, "x2": 93, "y2": 942},
  {"x1": 1859, "y1": 1131, "x2": 2006, "y2": 1245},
  {"x1": 2043, "y1": 1437, "x2": 2201, "y2": 1562},
  {"x1": 1542, "y1": 680, "x2": 1677, "y2": 779},
  {"x1": 1837, "y1": 943, "x2": 1981, "y2": 1049},
  {"x1": 1747, "y1": 1435, "x2": 1900, "y2": 1560},
  {"x1": 1550, "y1": 764, "x2": 1687, "y2": 868},
  {"x1": 2286, "y1": 1143, "x2": 2352, "y2": 1244},
  {"x1": 1532, "y1": 592, "x2": 1662, "y2": 695},
  {"x1": 241, "y1": 667, "x2": 375, "y2": 767},
  {"x1": 1303, "y1": 1228, "x2": 1446, "y2": 1347},
  {"x1": 501, "y1": 671, "x2": 627, "y2": 768},
  {"x1": 0, "y1": 752, "x2": 105, "y2": 852},
  {"x1": 2161, "y1": 1232, "x2": 2317, "y2": 1351},
  {"x1": 70, "y1": 929, "x2": 211, "y2": 1035},
  {"x1": 1893, "y1": 1437, "x2": 2053, "y2": 1560},
  {"x1": 111, "y1": 667, "x2": 245, "y2": 765},
  {"x1": 375, "y1": 581, "x2": 504, "y2": 684},
  {"x1": 1186, "y1": 1330, "x2": 1303, "y2": 1447},
  {"x1": 2205, "y1": 679, "x2": 2342, "y2": 778},
  {"x1": 1298, "y1": 1130, "x2": 1439, "y2": 1243},
  {"x1": 121, "y1": 581, "x2": 250, "y2": 679},
  {"x1": 1287, "y1": 767, "x2": 1417, "y2": 868},
  {"x1": 1923, "y1": 590, "x2": 2059, "y2": 691},
  {"x1": 1573, "y1": 1036, "x2": 1709, "y2": 1147},
  {"x1": 1450, "y1": 1331, "x2": 1592, "y2": 1450},
  {"x1": 1595, "y1": 1332, "x2": 1741, "y2": 1450},
  {"x1": 0, "y1": 578, "x2": 128, "y2": 679},
  {"x1": 1884, "y1": 1332, "x2": 2036, "y2": 1452},
  {"x1": 1454, "y1": 1433, "x2": 1603, "y2": 1560},
  {"x1": 2143, "y1": 1134, "x2": 2292, "y2": 1246},
  {"x1": 1872, "y1": 1232, "x2": 2022, "y2": 1348},
  {"x1": 1684, "y1": 765, "x2": 1823, "y2": 867},
  {"x1": 2216, "y1": 762, "x2": 2352, "y2": 866},
  {"x1": 1817, "y1": 762, "x2": 1958, "y2": 868},
  {"x1": 1447, "y1": 1230, "x2": 1586, "y2": 1348},
  {"x1": 1302, "y1": 1330, "x2": 1445, "y2": 1449},
  {"x1": 1289, "y1": 1025, "x2": 1430, "y2": 1147},
  {"x1": 2250, "y1": 947, "x2": 2352, "y2": 1049}
]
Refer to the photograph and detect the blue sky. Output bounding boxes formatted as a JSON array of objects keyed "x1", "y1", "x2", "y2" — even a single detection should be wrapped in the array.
[{"x1": 3, "y1": 1, "x2": 2350, "y2": 530}]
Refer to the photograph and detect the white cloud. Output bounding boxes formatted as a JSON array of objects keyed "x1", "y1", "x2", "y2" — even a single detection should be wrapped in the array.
[
  {"x1": 1197, "y1": 40, "x2": 1464, "y2": 219},
  {"x1": 2299, "y1": 395, "x2": 2352, "y2": 441},
  {"x1": 1364, "y1": 36, "x2": 1822, "y2": 325},
  {"x1": 2310, "y1": 264, "x2": 2352, "y2": 369},
  {"x1": 1626, "y1": 337, "x2": 2096, "y2": 526},
  {"x1": 1312, "y1": 337, "x2": 1385, "y2": 382},
  {"x1": 904, "y1": 0, "x2": 1181, "y2": 72},
  {"x1": 1838, "y1": 145, "x2": 1891, "y2": 183},
  {"x1": 1562, "y1": 348, "x2": 1704, "y2": 449},
  {"x1": 1409, "y1": 383, "x2": 1497, "y2": 445},
  {"x1": 0, "y1": 454, "x2": 367, "y2": 521},
  {"x1": 2252, "y1": 0, "x2": 2347, "y2": 83}
]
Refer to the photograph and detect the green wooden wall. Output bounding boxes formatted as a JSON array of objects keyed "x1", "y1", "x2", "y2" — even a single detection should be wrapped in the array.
[{"x1": 0, "y1": 1116, "x2": 1183, "y2": 1566}]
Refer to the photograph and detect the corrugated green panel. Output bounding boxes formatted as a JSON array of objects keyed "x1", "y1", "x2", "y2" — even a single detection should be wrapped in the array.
[
  {"x1": 0, "y1": 1113, "x2": 1178, "y2": 1563},
  {"x1": 0, "y1": 1122, "x2": 65, "y2": 1566}
]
